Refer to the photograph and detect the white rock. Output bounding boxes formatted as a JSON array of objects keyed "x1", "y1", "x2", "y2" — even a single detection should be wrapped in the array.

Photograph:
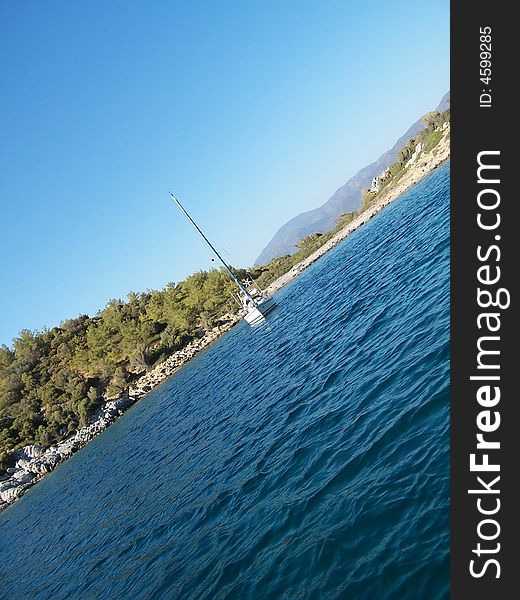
[
  {"x1": 0, "y1": 485, "x2": 25, "y2": 503},
  {"x1": 15, "y1": 458, "x2": 32, "y2": 471},
  {"x1": 22, "y1": 445, "x2": 46, "y2": 459},
  {"x1": 12, "y1": 471, "x2": 34, "y2": 484},
  {"x1": 0, "y1": 480, "x2": 15, "y2": 493}
]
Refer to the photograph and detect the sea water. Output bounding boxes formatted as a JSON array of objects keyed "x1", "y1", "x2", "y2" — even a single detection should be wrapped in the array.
[{"x1": 0, "y1": 162, "x2": 450, "y2": 599}]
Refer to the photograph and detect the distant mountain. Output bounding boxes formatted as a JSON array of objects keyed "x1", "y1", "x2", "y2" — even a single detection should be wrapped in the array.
[{"x1": 255, "y1": 92, "x2": 450, "y2": 265}]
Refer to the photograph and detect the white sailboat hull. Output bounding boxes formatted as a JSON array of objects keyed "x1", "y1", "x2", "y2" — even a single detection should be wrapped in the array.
[
  {"x1": 244, "y1": 297, "x2": 276, "y2": 325},
  {"x1": 170, "y1": 194, "x2": 278, "y2": 327}
]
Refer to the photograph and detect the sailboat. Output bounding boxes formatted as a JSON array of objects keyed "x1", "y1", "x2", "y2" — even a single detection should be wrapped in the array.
[{"x1": 169, "y1": 193, "x2": 276, "y2": 326}]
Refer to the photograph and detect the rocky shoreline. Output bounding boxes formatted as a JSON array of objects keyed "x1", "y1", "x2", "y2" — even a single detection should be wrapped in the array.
[
  {"x1": 0, "y1": 314, "x2": 241, "y2": 511},
  {"x1": 0, "y1": 127, "x2": 450, "y2": 513}
]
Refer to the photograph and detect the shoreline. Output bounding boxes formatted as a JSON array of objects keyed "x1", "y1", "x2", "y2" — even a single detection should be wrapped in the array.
[
  {"x1": 0, "y1": 127, "x2": 450, "y2": 513},
  {"x1": 264, "y1": 125, "x2": 450, "y2": 296}
]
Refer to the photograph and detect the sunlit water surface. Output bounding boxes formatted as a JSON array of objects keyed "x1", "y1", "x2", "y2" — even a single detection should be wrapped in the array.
[{"x1": 0, "y1": 163, "x2": 450, "y2": 599}]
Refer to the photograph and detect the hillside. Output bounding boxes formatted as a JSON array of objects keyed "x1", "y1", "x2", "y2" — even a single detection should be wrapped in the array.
[
  {"x1": 1, "y1": 108, "x2": 450, "y2": 509},
  {"x1": 255, "y1": 92, "x2": 450, "y2": 265}
]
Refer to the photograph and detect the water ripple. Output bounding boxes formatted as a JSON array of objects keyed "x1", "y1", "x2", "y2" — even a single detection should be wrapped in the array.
[{"x1": 0, "y1": 163, "x2": 450, "y2": 600}]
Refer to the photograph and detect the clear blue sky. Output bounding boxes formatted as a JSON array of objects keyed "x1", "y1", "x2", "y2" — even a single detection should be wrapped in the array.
[{"x1": 0, "y1": 0, "x2": 449, "y2": 346}]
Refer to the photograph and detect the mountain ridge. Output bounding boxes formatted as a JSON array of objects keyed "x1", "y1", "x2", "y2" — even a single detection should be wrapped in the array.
[{"x1": 255, "y1": 92, "x2": 450, "y2": 265}]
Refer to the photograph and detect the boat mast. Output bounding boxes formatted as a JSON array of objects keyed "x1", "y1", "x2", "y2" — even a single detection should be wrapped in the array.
[{"x1": 169, "y1": 192, "x2": 254, "y2": 301}]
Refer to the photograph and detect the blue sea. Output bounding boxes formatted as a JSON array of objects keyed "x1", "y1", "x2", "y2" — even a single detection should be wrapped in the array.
[{"x1": 0, "y1": 163, "x2": 450, "y2": 599}]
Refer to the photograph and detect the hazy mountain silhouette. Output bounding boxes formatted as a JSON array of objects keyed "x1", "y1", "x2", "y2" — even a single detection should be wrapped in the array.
[{"x1": 255, "y1": 92, "x2": 450, "y2": 265}]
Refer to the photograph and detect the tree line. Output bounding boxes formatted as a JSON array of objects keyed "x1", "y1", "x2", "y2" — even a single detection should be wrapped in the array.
[
  {"x1": 0, "y1": 108, "x2": 450, "y2": 472},
  {"x1": 0, "y1": 243, "x2": 342, "y2": 470}
]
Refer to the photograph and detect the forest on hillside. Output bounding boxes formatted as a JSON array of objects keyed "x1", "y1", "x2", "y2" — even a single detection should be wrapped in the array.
[
  {"x1": 0, "y1": 108, "x2": 450, "y2": 472},
  {"x1": 0, "y1": 230, "x2": 349, "y2": 471}
]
